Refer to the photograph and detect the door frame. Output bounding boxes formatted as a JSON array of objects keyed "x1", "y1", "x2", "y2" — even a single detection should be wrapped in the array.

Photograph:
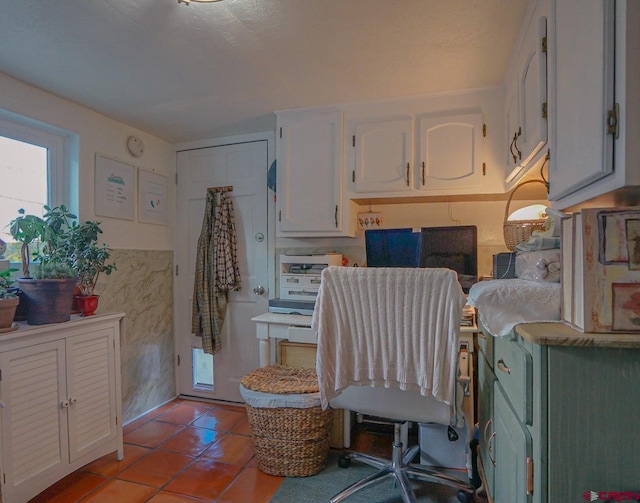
[{"x1": 172, "y1": 131, "x2": 276, "y2": 398}]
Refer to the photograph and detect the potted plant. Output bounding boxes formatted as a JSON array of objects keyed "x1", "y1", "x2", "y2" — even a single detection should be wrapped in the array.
[
  {"x1": 9, "y1": 206, "x2": 78, "y2": 325},
  {"x1": 66, "y1": 220, "x2": 116, "y2": 316},
  {"x1": 0, "y1": 268, "x2": 20, "y2": 330}
]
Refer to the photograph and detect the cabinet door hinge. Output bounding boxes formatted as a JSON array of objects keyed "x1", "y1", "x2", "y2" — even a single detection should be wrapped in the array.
[
  {"x1": 607, "y1": 103, "x2": 620, "y2": 139},
  {"x1": 541, "y1": 36, "x2": 547, "y2": 53},
  {"x1": 278, "y1": 210, "x2": 282, "y2": 222},
  {"x1": 175, "y1": 173, "x2": 178, "y2": 185},
  {"x1": 482, "y1": 123, "x2": 487, "y2": 137},
  {"x1": 482, "y1": 163, "x2": 486, "y2": 176},
  {"x1": 115, "y1": 415, "x2": 119, "y2": 426},
  {"x1": 352, "y1": 135, "x2": 355, "y2": 147},
  {"x1": 279, "y1": 127, "x2": 282, "y2": 139},
  {"x1": 177, "y1": 354, "x2": 181, "y2": 366},
  {"x1": 352, "y1": 171, "x2": 355, "y2": 183},
  {"x1": 175, "y1": 264, "x2": 179, "y2": 276},
  {"x1": 0, "y1": 368, "x2": 2, "y2": 381},
  {"x1": 542, "y1": 102, "x2": 548, "y2": 119},
  {"x1": 526, "y1": 457, "x2": 534, "y2": 495}
]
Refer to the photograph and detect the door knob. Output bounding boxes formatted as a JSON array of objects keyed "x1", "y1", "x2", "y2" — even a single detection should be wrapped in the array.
[{"x1": 253, "y1": 285, "x2": 265, "y2": 295}]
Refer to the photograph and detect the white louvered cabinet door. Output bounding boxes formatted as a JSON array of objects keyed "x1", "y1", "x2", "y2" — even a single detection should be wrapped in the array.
[
  {"x1": 0, "y1": 340, "x2": 68, "y2": 502},
  {"x1": 65, "y1": 328, "x2": 117, "y2": 462}
]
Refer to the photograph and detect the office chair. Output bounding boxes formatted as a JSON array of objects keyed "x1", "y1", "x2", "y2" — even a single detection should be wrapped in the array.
[{"x1": 313, "y1": 267, "x2": 476, "y2": 503}]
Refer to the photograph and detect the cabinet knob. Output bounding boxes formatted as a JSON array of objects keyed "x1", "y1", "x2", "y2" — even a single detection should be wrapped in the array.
[
  {"x1": 61, "y1": 400, "x2": 69, "y2": 408},
  {"x1": 253, "y1": 285, "x2": 265, "y2": 295},
  {"x1": 69, "y1": 397, "x2": 77, "y2": 405}
]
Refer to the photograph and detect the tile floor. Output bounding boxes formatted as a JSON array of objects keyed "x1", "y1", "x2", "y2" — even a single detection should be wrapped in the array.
[{"x1": 28, "y1": 398, "x2": 391, "y2": 503}]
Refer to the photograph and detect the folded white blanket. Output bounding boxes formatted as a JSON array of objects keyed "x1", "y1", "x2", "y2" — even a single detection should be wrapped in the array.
[
  {"x1": 312, "y1": 267, "x2": 467, "y2": 410},
  {"x1": 468, "y1": 279, "x2": 561, "y2": 337}
]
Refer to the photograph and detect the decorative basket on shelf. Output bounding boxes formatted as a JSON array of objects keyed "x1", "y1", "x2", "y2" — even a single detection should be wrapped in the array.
[{"x1": 503, "y1": 179, "x2": 549, "y2": 251}]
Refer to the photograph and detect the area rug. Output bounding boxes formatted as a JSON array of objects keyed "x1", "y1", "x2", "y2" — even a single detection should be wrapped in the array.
[{"x1": 269, "y1": 452, "x2": 478, "y2": 503}]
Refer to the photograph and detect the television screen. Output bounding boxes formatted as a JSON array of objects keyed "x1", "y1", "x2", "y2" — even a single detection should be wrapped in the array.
[
  {"x1": 419, "y1": 225, "x2": 478, "y2": 293},
  {"x1": 365, "y1": 228, "x2": 421, "y2": 268}
]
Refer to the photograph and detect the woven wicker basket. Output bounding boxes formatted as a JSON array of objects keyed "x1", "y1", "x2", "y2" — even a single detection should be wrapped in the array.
[
  {"x1": 240, "y1": 365, "x2": 332, "y2": 477},
  {"x1": 503, "y1": 180, "x2": 548, "y2": 251}
]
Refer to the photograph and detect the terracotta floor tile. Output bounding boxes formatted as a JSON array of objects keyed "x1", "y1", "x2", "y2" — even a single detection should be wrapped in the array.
[
  {"x1": 124, "y1": 420, "x2": 184, "y2": 448},
  {"x1": 164, "y1": 458, "x2": 242, "y2": 500},
  {"x1": 29, "y1": 471, "x2": 107, "y2": 503},
  {"x1": 117, "y1": 450, "x2": 194, "y2": 488},
  {"x1": 217, "y1": 466, "x2": 284, "y2": 503},
  {"x1": 191, "y1": 408, "x2": 245, "y2": 432},
  {"x1": 159, "y1": 426, "x2": 220, "y2": 456},
  {"x1": 81, "y1": 444, "x2": 151, "y2": 477},
  {"x1": 148, "y1": 492, "x2": 208, "y2": 502},
  {"x1": 231, "y1": 416, "x2": 253, "y2": 436},
  {"x1": 78, "y1": 479, "x2": 157, "y2": 502},
  {"x1": 155, "y1": 402, "x2": 214, "y2": 425},
  {"x1": 201, "y1": 433, "x2": 255, "y2": 465},
  {"x1": 123, "y1": 416, "x2": 151, "y2": 435}
]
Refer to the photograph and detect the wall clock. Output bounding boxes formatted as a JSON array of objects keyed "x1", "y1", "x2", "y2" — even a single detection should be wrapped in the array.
[{"x1": 126, "y1": 135, "x2": 145, "y2": 157}]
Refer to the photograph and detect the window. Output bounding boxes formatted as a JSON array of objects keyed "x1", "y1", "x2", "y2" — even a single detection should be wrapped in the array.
[{"x1": 0, "y1": 115, "x2": 71, "y2": 265}]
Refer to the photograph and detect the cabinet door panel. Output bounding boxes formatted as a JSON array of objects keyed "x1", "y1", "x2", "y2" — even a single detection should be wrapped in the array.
[
  {"x1": 418, "y1": 113, "x2": 484, "y2": 191},
  {"x1": 548, "y1": 0, "x2": 615, "y2": 200},
  {"x1": 66, "y1": 329, "x2": 117, "y2": 462},
  {"x1": 277, "y1": 109, "x2": 344, "y2": 233},
  {"x1": 353, "y1": 118, "x2": 413, "y2": 193},
  {"x1": 0, "y1": 340, "x2": 68, "y2": 498},
  {"x1": 518, "y1": 14, "x2": 548, "y2": 168},
  {"x1": 494, "y1": 384, "x2": 532, "y2": 503},
  {"x1": 477, "y1": 353, "x2": 495, "y2": 499}
]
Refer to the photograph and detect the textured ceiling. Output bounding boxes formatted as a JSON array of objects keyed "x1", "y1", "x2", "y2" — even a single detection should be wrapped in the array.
[{"x1": 0, "y1": 0, "x2": 528, "y2": 143}]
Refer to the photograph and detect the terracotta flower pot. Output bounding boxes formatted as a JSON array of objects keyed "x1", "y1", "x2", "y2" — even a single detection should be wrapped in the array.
[
  {"x1": 0, "y1": 297, "x2": 19, "y2": 329},
  {"x1": 75, "y1": 295, "x2": 100, "y2": 317}
]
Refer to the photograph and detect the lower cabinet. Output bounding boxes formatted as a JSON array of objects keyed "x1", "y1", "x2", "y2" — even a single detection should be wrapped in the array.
[
  {"x1": 0, "y1": 314, "x2": 124, "y2": 503},
  {"x1": 478, "y1": 326, "x2": 640, "y2": 503}
]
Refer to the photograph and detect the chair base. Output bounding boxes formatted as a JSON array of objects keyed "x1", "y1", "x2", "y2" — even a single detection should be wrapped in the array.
[{"x1": 330, "y1": 423, "x2": 476, "y2": 503}]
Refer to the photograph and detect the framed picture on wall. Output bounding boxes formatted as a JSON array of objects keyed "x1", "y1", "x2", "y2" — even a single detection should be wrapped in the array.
[
  {"x1": 138, "y1": 168, "x2": 168, "y2": 225},
  {"x1": 94, "y1": 154, "x2": 135, "y2": 220}
]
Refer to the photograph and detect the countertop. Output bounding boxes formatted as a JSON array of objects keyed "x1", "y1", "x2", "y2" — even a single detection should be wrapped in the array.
[{"x1": 515, "y1": 322, "x2": 640, "y2": 348}]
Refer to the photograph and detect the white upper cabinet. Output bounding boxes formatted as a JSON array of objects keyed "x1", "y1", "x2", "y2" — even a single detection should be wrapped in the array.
[
  {"x1": 549, "y1": 0, "x2": 640, "y2": 208},
  {"x1": 505, "y1": 0, "x2": 549, "y2": 185},
  {"x1": 344, "y1": 88, "x2": 504, "y2": 198},
  {"x1": 548, "y1": 0, "x2": 614, "y2": 201},
  {"x1": 276, "y1": 108, "x2": 352, "y2": 236},
  {"x1": 352, "y1": 117, "x2": 414, "y2": 194},
  {"x1": 417, "y1": 112, "x2": 485, "y2": 192}
]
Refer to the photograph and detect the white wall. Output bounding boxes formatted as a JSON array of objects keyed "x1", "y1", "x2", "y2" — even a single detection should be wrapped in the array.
[{"x1": 0, "y1": 72, "x2": 175, "y2": 251}]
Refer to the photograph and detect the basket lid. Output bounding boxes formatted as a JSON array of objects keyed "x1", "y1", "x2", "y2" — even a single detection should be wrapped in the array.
[{"x1": 240, "y1": 364, "x2": 319, "y2": 394}]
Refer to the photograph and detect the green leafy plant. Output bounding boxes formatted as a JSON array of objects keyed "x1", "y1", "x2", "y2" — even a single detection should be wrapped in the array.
[
  {"x1": 8, "y1": 205, "x2": 78, "y2": 278},
  {"x1": 0, "y1": 268, "x2": 18, "y2": 299},
  {"x1": 65, "y1": 221, "x2": 116, "y2": 296},
  {"x1": 9, "y1": 209, "x2": 46, "y2": 278}
]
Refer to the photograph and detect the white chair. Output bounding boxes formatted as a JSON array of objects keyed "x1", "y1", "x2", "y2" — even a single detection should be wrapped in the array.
[{"x1": 313, "y1": 267, "x2": 476, "y2": 503}]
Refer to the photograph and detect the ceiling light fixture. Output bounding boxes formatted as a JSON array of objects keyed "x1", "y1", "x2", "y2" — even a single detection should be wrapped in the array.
[{"x1": 178, "y1": 0, "x2": 223, "y2": 4}]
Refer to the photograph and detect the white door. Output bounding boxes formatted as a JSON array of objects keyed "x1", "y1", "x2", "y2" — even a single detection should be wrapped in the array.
[{"x1": 175, "y1": 140, "x2": 269, "y2": 402}]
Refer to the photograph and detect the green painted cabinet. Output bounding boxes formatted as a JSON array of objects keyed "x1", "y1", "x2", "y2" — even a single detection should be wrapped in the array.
[{"x1": 478, "y1": 326, "x2": 640, "y2": 503}]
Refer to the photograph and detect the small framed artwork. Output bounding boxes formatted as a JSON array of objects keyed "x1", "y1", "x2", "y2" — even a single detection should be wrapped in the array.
[
  {"x1": 612, "y1": 283, "x2": 640, "y2": 331},
  {"x1": 94, "y1": 154, "x2": 135, "y2": 220},
  {"x1": 625, "y1": 219, "x2": 640, "y2": 270},
  {"x1": 138, "y1": 168, "x2": 168, "y2": 225}
]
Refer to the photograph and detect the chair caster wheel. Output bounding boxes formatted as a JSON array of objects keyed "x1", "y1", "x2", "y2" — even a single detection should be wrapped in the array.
[
  {"x1": 338, "y1": 455, "x2": 351, "y2": 468},
  {"x1": 457, "y1": 490, "x2": 474, "y2": 503}
]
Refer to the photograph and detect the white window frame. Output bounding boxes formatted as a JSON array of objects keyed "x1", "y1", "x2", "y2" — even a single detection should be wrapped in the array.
[{"x1": 0, "y1": 111, "x2": 77, "y2": 268}]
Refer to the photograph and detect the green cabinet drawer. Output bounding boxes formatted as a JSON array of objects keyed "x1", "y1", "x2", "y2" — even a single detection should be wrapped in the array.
[{"x1": 493, "y1": 335, "x2": 532, "y2": 425}]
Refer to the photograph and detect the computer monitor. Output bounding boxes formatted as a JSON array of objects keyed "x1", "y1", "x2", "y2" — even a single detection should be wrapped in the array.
[
  {"x1": 419, "y1": 225, "x2": 478, "y2": 293},
  {"x1": 365, "y1": 228, "x2": 421, "y2": 268}
]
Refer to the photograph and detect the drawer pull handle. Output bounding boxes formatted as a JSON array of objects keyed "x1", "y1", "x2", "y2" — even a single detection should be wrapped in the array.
[
  {"x1": 482, "y1": 418, "x2": 493, "y2": 444},
  {"x1": 497, "y1": 359, "x2": 511, "y2": 374},
  {"x1": 488, "y1": 431, "x2": 497, "y2": 467}
]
